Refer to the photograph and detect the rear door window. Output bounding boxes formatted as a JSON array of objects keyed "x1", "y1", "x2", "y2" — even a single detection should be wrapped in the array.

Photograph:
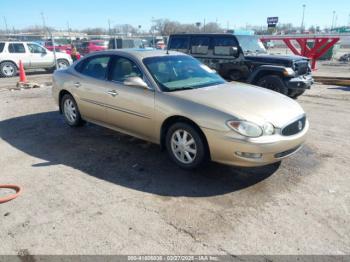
[
  {"x1": 190, "y1": 36, "x2": 210, "y2": 55},
  {"x1": 213, "y1": 37, "x2": 238, "y2": 56},
  {"x1": 0, "y1": 43, "x2": 5, "y2": 53},
  {"x1": 76, "y1": 55, "x2": 111, "y2": 80},
  {"x1": 8, "y1": 43, "x2": 26, "y2": 53},
  {"x1": 169, "y1": 37, "x2": 189, "y2": 53}
]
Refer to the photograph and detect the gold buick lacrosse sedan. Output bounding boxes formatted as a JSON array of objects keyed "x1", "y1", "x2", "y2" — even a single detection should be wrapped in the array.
[{"x1": 52, "y1": 49, "x2": 308, "y2": 169}]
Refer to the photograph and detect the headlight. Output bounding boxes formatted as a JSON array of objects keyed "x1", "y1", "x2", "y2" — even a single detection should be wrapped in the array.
[
  {"x1": 283, "y1": 67, "x2": 295, "y2": 77},
  {"x1": 227, "y1": 121, "x2": 263, "y2": 138},
  {"x1": 262, "y1": 122, "x2": 275, "y2": 135},
  {"x1": 227, "y1": 121, "x2": 275, "y2": 137}
]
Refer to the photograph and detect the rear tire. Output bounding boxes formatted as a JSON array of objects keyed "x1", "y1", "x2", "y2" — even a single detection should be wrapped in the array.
[
  {"x1": 0, "y1": 61, "x2": 17, "y2": 77},
  {"x1": 257, "y1": 75, "x2": 288, "y2": 95},
  {"x1": 57, "y1": 59, "x2": 70, "y2": 69},
  {"x1": 165, "y1": 122, "x2": 208, "y2": 170},
  {"x1": 61, "y1": 94, "x2": 85, "y2": 127}
]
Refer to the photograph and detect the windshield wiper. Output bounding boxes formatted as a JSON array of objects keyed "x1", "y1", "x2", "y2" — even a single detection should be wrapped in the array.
[{"x1": 170, "y1": 87, "x2": 196, "y2": 92}]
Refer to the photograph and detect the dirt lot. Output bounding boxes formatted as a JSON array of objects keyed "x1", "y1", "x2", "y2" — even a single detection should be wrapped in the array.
[{"x1": 0, "y1": 72, "x2": 350, "y2": 255}]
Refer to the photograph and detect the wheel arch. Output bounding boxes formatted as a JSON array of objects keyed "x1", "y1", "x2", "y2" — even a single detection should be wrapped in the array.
[
  {"x1": 160, "y1": 115, "x2": 210, "y2": 158},
  {"x1": 0, "y1": 60, "x2": 19, "y2": 69},
  {"x1": 248, "y1": 65, "x2": 286, "y2": 84},
  {"x1": 58, "y1": 89, "x2": 73, "y2": 114}
]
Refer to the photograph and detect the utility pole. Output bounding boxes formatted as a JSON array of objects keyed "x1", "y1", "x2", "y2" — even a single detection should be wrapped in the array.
[
  {"x1": 331, "y1": 11, "x2": 336, "y2": 30},
  {"x1": 301, "y1": 4, "x2": 306, "y2": 32},
  {"x1": 3, "y1": 16, "x2": 9, "y2": 35},
  {"x1": 41, "y1": 12, "x2": 47, "y2": 38},
  {"x1": 40, "y1": 12, "x2": 46, "y2": 30},
  {"x1": 151, "y1": 17, "x2": 156, "y2": 48},
  {"x1": 108, "y1": 19, "x2": 111, "y2": 35},
  {"x1": 203, "y1": 18, "x2": 206, "y2": 32}
]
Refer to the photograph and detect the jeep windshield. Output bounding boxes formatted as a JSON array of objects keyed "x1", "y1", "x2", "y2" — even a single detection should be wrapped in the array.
[
  {"x1": 235, "y1": 35, "x2": 267, "y2": 55},
  {"x1": 143, "y1": 55, "x2": 225, "y2": 92}
]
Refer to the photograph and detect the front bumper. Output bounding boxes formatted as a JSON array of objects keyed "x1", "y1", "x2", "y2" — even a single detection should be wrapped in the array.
[
  {"x1": 202, "y1": 120, "x2": 309, "y2": 167},
  {"x1": 285, "y1": 74, "x2": 314, "y2": 90}
]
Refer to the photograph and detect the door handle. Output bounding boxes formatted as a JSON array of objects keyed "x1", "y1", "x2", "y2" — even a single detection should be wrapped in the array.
[
  {"x1": 107, "y1": 90, "x2": 118, "y2": 97},
  {"x1": 74, "y1": 82, "x2": 81, "y2": 88}
]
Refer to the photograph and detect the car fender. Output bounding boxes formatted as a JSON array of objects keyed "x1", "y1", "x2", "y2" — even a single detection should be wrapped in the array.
[
  {"x1": 247, "y1": 65, "x2": 287, "y2": 84},
  {"x1": 0, "y1": 58, "x2": 19, "y2": 68},
  {"x1": 54, "y1": 52, "x2": 73, "y2": 64}
]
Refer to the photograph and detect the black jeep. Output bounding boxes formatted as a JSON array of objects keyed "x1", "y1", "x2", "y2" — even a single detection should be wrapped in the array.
[{"x1": 168, "y1": 34, "x2": 313, "y2": 99}]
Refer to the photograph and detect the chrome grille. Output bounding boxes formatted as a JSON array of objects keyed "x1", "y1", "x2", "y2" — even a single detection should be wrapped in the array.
[
  {"x1": 282, "y1": 116, "x2": 306, "y2": 136},
  {"x1": 294, "y1": 61, "x2": 309, "y2": 75}
]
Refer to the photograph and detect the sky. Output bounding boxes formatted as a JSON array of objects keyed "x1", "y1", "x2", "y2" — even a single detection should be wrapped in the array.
[{"x1": 1, "y1": 0, "x2": 349, "y2": 31}]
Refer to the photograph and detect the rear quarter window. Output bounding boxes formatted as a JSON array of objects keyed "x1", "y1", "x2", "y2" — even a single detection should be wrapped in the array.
[
  {"x1": 169, "y1": 37, "x2": 189, "y2": 53},
  {"x1": 0, "y1": 43, "x2": 5, "y2": 53}
]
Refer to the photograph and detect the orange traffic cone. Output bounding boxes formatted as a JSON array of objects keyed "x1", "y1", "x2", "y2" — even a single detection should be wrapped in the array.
[{"x1": 18, "y1": 60, "x2": 27, "y2": 83}]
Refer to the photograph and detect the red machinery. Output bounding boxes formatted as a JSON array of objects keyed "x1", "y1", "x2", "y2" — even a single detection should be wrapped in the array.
[{"x1": 261, "y1": 35, "x2": 340, "y2": 70}]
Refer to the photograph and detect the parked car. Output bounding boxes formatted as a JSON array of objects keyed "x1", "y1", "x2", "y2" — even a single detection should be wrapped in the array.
[
  {"x1": 52, "y1": 50, "x2": 308, "y2": 169},
  {"x1": 108, "y1": 38, "x2": 145, "y2": 49},
  {"x1": 339, "y1": 53, "x2": 350, "y2": 62},
  {"x1": 45, "y1": 39, "x2": 71, "y2": 54},
  {"x1": 80, "y1": 40, "x2": 108, "y2": 55},
  {"x1": 0, "y1": 41, "x2": 73, "y2": 77},
  {"x1": 168, "y1": 34, "x2": 314, "y2": 99}
]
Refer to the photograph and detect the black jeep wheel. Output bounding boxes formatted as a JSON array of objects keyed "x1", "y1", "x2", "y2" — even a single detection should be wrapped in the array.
[
  {"x1": 228, "y1": 70, "x2": 242, "y2": 81},
  {"x1": 257, "y1": 75, "x2": 288, "y2": 96},
  {"x1": 289, "y1": 90, "x2": 305, "y2": 99}
]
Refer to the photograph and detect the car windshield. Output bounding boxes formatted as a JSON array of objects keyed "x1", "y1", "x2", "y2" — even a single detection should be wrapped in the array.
[
  {"x1": 235, "y1": 35, "x2": 267, "y2": 54},
  {"x1": 143, "y1": 55, "x2": 225, "y2": 92}
]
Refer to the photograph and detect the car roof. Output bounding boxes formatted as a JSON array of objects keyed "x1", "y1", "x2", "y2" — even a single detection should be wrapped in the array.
[{"x1": 86, "y1": 49, "x2": 185, "y2": 59}]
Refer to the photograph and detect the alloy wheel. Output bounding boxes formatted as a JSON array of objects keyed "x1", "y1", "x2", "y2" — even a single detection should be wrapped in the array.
[
  {"x1": 64, "y1": 99, "x2": 77, "y2": 124},
  {"x1": 171, "y1": 129, "x2": 197, "y2": 164}
]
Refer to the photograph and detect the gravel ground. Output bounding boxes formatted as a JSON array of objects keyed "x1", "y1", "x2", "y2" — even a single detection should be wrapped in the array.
[{"x1": 0, "y1": 74, "x2": 349, "y2": 255}]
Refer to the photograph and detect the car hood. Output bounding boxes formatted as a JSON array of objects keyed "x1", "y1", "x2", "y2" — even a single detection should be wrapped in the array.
[
  {"x1": 168, "y1": 82, "x2": 305, "y2": 128},
  {"x1": 245, "y1": 54, "x2": 308, "y2": 64}
]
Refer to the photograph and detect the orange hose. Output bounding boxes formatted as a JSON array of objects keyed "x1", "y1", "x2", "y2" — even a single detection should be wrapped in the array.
[{"x1": 0, "y1": 185, "x2": 22, "y2": 204}]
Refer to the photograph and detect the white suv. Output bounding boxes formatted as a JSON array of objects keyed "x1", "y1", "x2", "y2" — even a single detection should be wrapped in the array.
[{"x1": 0, "y1": 41, "x2": 73, "y2": 77}]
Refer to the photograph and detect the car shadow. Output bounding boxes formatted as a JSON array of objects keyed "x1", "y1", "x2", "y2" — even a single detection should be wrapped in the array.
[
  {"x1": 0, "y1": 111, "x2": 280, "y2": 197},
  {"x1": 328, "y1": 86, "x2": 350, "y2": 91}
]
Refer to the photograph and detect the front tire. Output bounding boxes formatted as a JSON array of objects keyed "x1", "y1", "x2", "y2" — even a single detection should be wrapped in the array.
[
  {"x1": 228, "y1": 70, "x2": 242, "y2": 81},
  {"x1": 257, "y1": 75, "x2": 288, "y2": 95},
  {"x1": 165, "y1": 122, "x2": 208, "y2": 170},
  {"x1": 289, "y1": 90, "x2": 305, "y2": 99},
  {"x1": 0, "y1": 61, "x2": 17, "y2": 77},
  {"x1": 61, "y1": 94, "x2": 84, "y2": 127}
]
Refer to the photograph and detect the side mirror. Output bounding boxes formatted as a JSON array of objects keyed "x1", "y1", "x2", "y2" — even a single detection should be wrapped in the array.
[
  {"x1": 230, "y1": 47, "x2": 239, "y2": 57},
  {"x1": 123, "y1": 77, "x2": 148, "y2": 89}
]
